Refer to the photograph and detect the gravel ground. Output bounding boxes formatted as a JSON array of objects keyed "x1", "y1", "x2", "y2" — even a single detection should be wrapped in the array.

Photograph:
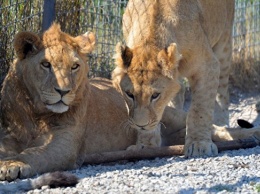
[{"x1": 1, "y1": 90, "x2": 260, "y2": 194}]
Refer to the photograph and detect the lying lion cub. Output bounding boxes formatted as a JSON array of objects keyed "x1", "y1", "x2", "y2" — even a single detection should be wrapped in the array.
[{"x1": 0, "y1": 23, "x2": 259, "y2": 188}]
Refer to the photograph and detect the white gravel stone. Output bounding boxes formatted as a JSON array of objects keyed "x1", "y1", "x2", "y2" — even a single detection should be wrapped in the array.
[{"x1": 1, "y1": 91, "x2": 260, "y2": 193}]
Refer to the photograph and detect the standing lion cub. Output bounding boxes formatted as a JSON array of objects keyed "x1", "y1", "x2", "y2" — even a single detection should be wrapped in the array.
[{"x1": 112, "y1": 0, "x2": 235, "y2": 157}]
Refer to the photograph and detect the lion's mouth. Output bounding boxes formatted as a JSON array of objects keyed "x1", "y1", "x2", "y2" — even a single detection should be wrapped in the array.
[
  {"x1": 45, "y1": 100, "x2": 69, "y2": 113},
  {"x1": 133, "y1": 123, "x2": 160, "y2": 132}
]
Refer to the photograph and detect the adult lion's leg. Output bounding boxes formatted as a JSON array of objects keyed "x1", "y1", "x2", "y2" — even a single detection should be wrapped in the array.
[
  {"x1": 0, "y1": 135, "x2": 21, "y2": 159},
  {"x1": 0, "y1": 129, "x2": 83, "y2": 181},
  {"x1": 212, "y1": 29, "x2": 232, "y2": 126},
  {"x1": 184, "y1": 45, "x2": 220, "y2": 157}
]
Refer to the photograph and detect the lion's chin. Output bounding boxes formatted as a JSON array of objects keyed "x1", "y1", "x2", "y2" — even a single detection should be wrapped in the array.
[{"x1": 46, "y1": 102, "x2": 69, "y2": 113}]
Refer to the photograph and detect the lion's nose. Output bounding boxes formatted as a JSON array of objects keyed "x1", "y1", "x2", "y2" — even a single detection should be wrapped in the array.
[{"x1": 54, "y1": 87, "x2": 70, "y2": 97}]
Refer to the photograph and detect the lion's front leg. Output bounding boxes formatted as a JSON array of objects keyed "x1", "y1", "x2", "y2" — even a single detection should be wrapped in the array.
[
  {"x1": 0, "y1": 129, "x2": 82, "y2": 181},
  {"x1": 0, "y1": 160, "x2": 31, "y2": 181},
  {"x1": 184, "y1": 55, "x2": 220, "y2": 157}
]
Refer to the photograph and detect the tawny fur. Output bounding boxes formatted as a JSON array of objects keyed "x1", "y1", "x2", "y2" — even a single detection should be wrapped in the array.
[
  {"x1": 0, "y1": 23, "x2": 136, "y2": 181},
  {"x1": 0, "y1": 22, "x2": 259, "y2": 184},
  {"x1": 112, "y1": 0, "x2": 236, "y2": 157}
]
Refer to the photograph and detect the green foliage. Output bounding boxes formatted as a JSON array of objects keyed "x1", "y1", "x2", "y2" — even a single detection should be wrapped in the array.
[
  {"x1": 255, "y1": 184, "x2": 260, "y2": 192},
  {"x1": 245, "y1": 0, "x2": 255, "y2": 4}
]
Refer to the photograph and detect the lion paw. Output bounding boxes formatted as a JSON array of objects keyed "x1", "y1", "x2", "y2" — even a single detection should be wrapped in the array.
[
  {"x1": 126, "y1": 144, "x2": 144, "y2": 151},
  {"x1": 184, "y1": 140, "x2": 218, "y2": 158},
  {"x1": 0, "y1": 160, "x2": 31, "y2": 181}
]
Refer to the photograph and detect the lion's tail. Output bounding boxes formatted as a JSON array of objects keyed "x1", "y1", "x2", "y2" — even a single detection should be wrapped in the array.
[{"x1": 0, "y1": 171, "x2": 78, "y2": 193}]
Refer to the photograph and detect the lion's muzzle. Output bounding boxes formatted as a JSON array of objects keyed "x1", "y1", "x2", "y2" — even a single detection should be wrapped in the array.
[{"x1": 41, "y1": 89, "x2": 75, "y2": 113}]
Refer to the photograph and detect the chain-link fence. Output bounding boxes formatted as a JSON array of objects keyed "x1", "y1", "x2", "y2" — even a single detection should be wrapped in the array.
[
  {"x1": 0, "y1": 0, "x2": 44, "y2": 83},
  {"x1": 0, "y1": 0, "x2": 127, "y2": 81},
  {"x1": 1, "y1": 0, "x2": 260, "y2": 89},
  {"x1": 231, "y1": 0, "x2": 260, "y2": 91},
  {"x1": 233, "y1": 0, "x2": 260, "y2": 61}
]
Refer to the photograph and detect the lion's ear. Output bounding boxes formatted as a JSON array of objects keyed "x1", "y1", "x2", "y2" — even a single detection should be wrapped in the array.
[
  {"x1": 115, "y1": 42, "x2": 133, "y2": 69},
  {"x1": 14, "y1": 32, "x2": 42, "y2": 59},
  {"x1": 74, "y1": 32, "x2": 96, "y2": 54},
  {"x1": 112, "y1": 42, "x2": 132, "y2": 93},
  {"x1": 157, "y1": 43, "x2": 182, "y2": 79}
]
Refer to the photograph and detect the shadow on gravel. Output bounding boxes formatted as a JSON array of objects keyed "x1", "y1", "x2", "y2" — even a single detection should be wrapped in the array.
[
  {"x1": 75, "y1": 146, "x2": 260, "y2": 179},
  {"x1": 75, "y1": 156, "x2": 187, "y2": 179},
  {"x1": 219, "y1": 145, "x2": 260, "y2": 158},
  {"x1": 2, "y1": 147, "x2": 260, "y2": 192},
  {"x1": 178, "y1": 175, "x2": 260, "y2": 193}
]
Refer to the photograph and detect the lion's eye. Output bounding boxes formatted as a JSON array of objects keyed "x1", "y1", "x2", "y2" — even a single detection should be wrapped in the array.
[
  {"x1": 125, "y1": 91, "x2": 134, "y2": 100},
  {"x1": 41, "y1": 62, "x2": 51, "y2": 69},
  {"x1": 71, "y1": 63, "x2": 80, "y2": 71},
  {"x1": 151, "y1": 92, "x2": 160, "y2": 101}
]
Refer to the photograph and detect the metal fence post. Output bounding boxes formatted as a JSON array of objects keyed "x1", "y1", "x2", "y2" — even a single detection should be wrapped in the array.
[{"x1": 42, "y1": 0, "x2": 56, "y2": 31}]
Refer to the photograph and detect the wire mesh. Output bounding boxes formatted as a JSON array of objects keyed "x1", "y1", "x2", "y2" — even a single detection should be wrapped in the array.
[
  {"x1": 0, "y1": 0, "x2": 128, "y2": 82},
  {"x1": 0, "y1": 0, "x2": 43, "y2": 84},
  {"x1": 233, "y1": 0, "x2": 260, "y2": 61},
  {"x1": 0, "y1": 0, "x2": 259, "y2": 85},
  {"x1": 231, "y1": 0, "x2": 260, "y2": 91},
  {"x1": 54, "y1": 0, "x2": 128, "y2": 78}
]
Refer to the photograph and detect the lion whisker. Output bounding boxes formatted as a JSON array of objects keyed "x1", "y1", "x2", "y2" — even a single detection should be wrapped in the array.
[{"x1": 159, "y1": 121, "x2": 166, "y2": 129}]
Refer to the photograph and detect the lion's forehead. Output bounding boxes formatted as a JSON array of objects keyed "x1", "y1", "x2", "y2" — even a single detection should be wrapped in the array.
[
  {"x1": 45, "y1": 44, "x2": 79, "y2": 68},
  {"x1": 128, "y1": 67, "x2": 161, "y2": 85},
  {"x1": 127, "y1": 69, "x2": 162, "y2": 94}
]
